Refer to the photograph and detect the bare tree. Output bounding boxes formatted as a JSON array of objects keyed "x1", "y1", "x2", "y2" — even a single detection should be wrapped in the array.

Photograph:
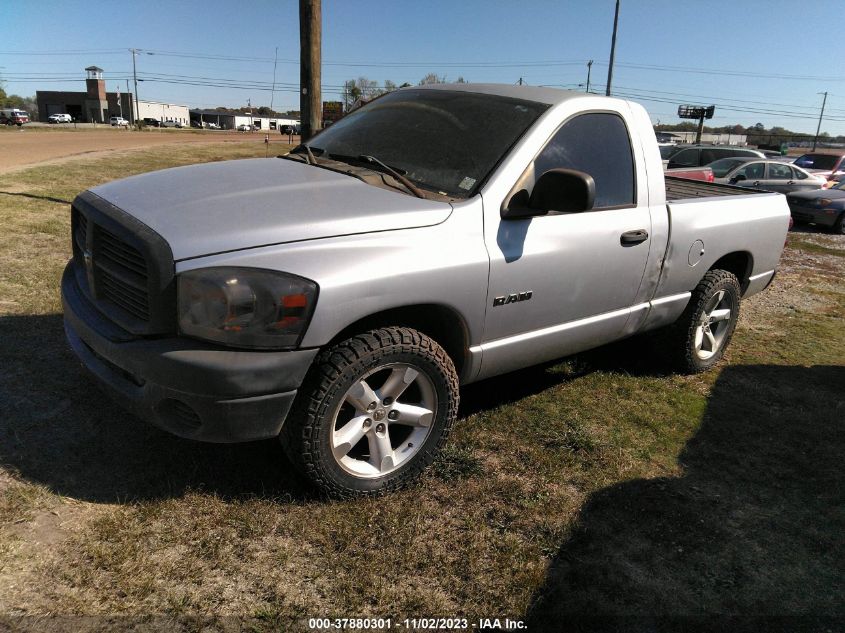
[{"x1": 419, "y1": 73, "x2": 447, "y2": 85}]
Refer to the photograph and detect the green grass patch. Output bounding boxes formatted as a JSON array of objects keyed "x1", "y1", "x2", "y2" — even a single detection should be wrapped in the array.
[{"x1": 790, "y1": 239, "x2": 844, "y2": 257}]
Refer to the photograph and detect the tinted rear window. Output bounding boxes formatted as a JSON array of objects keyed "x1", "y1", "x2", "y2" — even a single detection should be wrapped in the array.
[{"x1": 794, "y1": 154, "x2": 839, "y2": 170}]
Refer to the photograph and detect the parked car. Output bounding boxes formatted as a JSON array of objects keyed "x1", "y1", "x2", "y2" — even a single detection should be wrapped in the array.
[
  {"x1": 792, "y1": 153, "x2": 845, "y2": 183},
  {"x1": 665, "y1": 144, "x2": 766, "y2": 170},
  {"x1": 110, "y1": 116, "x2": 129, "y2": 127},
  {"x1": 709, "y1": 158, "x2": 826, "y2": 193},
  {"x1": 665, "y1": 166, "x2": 714, "y2": 182},
  {"x1": 143, "y1": 118, "x2": 161, "y2": 127},
  {"x1": 0, "y1": 109, "x2": 29, "y2": 126},
  {"x1": 786, "y1": 180, "x2": 845, "y2": 233},
  {"x1": 237, "y1": 123, "x2": 254, "y2": 131},
  {"x1": 207, "y1": 122, "x2": 220, "y2": 130},
  {"x1": 62, "y1": 84, "x2": 790, "y2": 497},
  {"x1": 162, "y1": 120, "x2": 183, "y2": 128},
  {"x1": 47, "y1": 113, "x2": 73, "y2": 124}
]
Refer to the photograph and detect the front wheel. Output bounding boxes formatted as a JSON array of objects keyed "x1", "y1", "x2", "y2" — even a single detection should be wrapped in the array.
[
  {"x1": 666, "y1": 269, "x2": 741, "y2": 374},
  {"x1": 833, "y1": 212, "x2": 845, "y2": 235},
  {"x1": 281, "y1": 327, "x2": 459, "y2": 497}
]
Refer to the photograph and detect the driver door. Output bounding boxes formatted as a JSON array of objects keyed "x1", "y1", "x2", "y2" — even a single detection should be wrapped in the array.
[{"x1": 479, "y1": 112, "x2": 653, "y2": 379}]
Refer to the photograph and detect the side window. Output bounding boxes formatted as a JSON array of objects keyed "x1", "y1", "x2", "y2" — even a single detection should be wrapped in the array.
[
  {"x1": 533, "y1": 113, "x2": 635, "y2": 208},
  {"x1": 668, "y1": 148, "x2": 698, "y2": 169},
  {"x1": 768, "y1": 163, "x2": 792, "y2": 180},
  {"x1": 700, "y1": 149, "x2": 719, "y2": 165},
  {"x1": 792, "y1": 166, "x2": 808, "y2": 180},
  {"x1": 744, "y1": 162, "x2": 765, "y2": 179},
  {"x1": 734, "y1": 162, "x2": 765, "y2": 180}
]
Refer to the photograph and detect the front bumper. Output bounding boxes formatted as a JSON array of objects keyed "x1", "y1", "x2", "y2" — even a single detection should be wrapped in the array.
[
  {"x1": 61, "y1": 261, "x2": 318, "y2": 443},
  {"x1": 788, "y1": 204, "x2": 840, "y2": 227}
]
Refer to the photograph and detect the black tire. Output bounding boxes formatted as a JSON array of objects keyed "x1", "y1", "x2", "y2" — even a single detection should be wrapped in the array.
[
  {"x1": 281, "y1": 327, "x2": 459, "y2": 497},
  {"x1": 666, "y1": 269, "x2": 741, "y2": 374},
  {"x1": 833, "y1": 212, "x2": 845, "y2": 235}
]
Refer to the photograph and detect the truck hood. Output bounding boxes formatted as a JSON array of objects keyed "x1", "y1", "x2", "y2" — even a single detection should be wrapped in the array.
[{"x1": 90, "y1": 157, "x2": 453, "y2": 261}]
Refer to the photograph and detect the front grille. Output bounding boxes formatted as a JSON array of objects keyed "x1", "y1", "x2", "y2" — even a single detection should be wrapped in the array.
[
  {"x1": 70, "y1": 191, "x2": 176, "y2": 335},
  {"x1": 74, "y1": 212, "x2": 87, "y2": 252},
  {"x1": 93, "y1": 225, "x2": 150, "y2": 320},
  {"x1": 95, "y1": 225, "x2": 147, "y2": 277}
]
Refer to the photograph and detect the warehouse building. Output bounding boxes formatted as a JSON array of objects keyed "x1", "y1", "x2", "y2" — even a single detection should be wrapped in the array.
[
  {"x1": 138, "y1": 101, "x2": 190, "y2": 126},
  {"x1": 190, "y1": 109, "x2": 299, "y2": 131}
]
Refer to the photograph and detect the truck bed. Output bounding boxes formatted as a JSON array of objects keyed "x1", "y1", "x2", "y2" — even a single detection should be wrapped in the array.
[{"x1": 665, "y1": 176, "x2": 771, "y2": 202}]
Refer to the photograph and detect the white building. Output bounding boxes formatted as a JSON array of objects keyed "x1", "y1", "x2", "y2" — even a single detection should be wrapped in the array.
[{"x1": 136, "y1": 100, "x2": 190, "y2": 126}]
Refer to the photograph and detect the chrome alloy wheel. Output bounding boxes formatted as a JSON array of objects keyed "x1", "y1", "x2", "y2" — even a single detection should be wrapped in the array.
[
  {"x1": 694, "y1": 289, "x2": 733, "y2": 360},
  {"x1": 331, "y1": 363, "x2": 438, "y2": 478}
]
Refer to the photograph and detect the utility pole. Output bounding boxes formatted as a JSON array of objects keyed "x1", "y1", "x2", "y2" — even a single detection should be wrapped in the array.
[
  {"x1": 518, "y1": 77, "x2": 523, "y2": 86},
  {"x1": 299, "y1": 0, "x2": 321, "y2": 141},
  {"x1": 813, "y1": 91, "x2": 828, "y2": 151},
  {"x1": 270, "y1": 46, "x2": 278, "y2": 113},
  {"x1": 606, "y1": 0, "x2": 620, "y2": 96},
  {"x1": 586, "y1": 60, "x2": 593, "y2": 93},
  {"x1": 130, "y1": 49, "x2": 141, "y2": 127}
]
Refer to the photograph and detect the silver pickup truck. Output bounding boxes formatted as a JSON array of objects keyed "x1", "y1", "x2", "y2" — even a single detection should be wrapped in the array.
[{"x1": 62, "y1": 84, "x2": 789, "y2": 496}]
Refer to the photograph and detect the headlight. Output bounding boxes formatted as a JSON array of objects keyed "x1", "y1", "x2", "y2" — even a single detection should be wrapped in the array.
[{"x1": 178, "y1": 267, "x2": 318, "y2": 349}]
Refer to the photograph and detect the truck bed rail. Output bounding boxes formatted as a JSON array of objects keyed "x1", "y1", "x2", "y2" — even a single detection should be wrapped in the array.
[{"x1": 665, "y1": 176, "x2": 771, "y2": 202}]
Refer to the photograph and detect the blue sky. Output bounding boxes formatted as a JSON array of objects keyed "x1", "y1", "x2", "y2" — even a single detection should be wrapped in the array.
[{"x1": 3, "y1": 0, "x2": 845, "y2": 135}]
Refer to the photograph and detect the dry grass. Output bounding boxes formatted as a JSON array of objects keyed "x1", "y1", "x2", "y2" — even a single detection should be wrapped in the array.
[{"x1": 0, "y1": 146, "x2": 843, "y2": 631}]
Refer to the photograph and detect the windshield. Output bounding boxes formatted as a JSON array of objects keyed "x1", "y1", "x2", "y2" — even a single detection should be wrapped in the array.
[
  {"x1": 304, "y1": 89, "x2": 548, "y2": 197},
  {"x1": 708, "y1": 157, "x2": 753, "y2": 177},
  {"x1": 794, "y1": 154, "x2": 839, "y2": 170}
]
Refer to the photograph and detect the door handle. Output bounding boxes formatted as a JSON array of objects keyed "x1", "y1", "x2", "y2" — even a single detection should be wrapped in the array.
[
  {"x1": 620, "y1": 229, "x2": 649, "y2": 245},
  {"x1": 787, "y1": 181, "x2": 794, "y2": 185},
  {"x1": 753, "y1": 181, "x2": 761, "y2": 186}
]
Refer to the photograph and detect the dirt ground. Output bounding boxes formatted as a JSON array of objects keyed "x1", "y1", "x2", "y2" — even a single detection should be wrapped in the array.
[{"x1": 0, "y1": 128, "x2": 294, "y2": 175}]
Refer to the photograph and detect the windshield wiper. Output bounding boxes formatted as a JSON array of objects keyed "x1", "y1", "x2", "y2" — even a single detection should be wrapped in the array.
[
  {"x1": 358, "y1": 154, "x2": 425, "y2": 199},
  {"x1": 289, "y1": 143, "x2": 321, "y2": 165}
]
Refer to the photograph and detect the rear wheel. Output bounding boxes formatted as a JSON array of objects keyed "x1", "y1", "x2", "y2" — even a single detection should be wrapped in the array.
[
  {"x1": 281, "y1": 327, "x2": 459, "y2": 497},
  {"x1": 666, "y1": 269, "x2": 741, "y2": 374}
]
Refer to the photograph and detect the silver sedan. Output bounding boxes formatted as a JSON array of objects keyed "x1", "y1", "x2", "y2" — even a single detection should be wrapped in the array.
[{"x1": 709, "y1": 158, "x2": 826, "y2": 193}]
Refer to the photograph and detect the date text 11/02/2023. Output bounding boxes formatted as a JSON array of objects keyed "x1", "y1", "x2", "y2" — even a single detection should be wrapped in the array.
[{"x1": 307, "y1": 617, "x2": 527, "y2": 630}]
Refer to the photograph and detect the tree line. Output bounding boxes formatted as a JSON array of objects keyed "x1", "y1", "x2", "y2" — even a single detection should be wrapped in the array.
[{"x1": 341, "y1": 73, "x2": 467, "y2": 110}]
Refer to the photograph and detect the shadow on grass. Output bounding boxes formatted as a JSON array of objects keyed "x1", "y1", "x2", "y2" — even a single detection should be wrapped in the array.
[
  {"x1": 459, "y1": 333, "x2": 671, "y2": 418},
  {"x1": 0, "y1": 312, "x2": 676, "y2": 505},
  {"x1": 0, "y1": 191, "x2": 72, "y2": 204},
  {"x1": 525, "y1": 364, "x2": 845, "y2": 631},
  {"x1": 0, "y1": 313, "x2": 314, "y2": 504}
]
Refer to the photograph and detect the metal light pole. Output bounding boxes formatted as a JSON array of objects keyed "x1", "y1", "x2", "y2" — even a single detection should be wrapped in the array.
[
  {"x1": 813, "y1": 91, "x2": 828, "y2": 151},
  {"x1": 130, "y1": 49, "x2": 153, "y2": 127},
  {"x1": 586, "y1": 60, "x2": 593, "y2": 93},
  {"x1": 605, "y1": 0, "x2": 620, "y2": 96}
]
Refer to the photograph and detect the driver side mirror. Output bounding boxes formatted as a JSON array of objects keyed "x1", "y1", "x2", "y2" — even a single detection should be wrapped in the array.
[
  {"x1": 730, "y1": 174, "x2": 747, "y2": 184},
  {"x1": 502, "y1": 168, "x2": 596, "y2": 219}
]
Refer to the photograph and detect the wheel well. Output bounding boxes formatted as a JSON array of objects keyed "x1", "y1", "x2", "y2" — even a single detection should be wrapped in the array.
[
  {"x1": 327, "y1": 304, "x2": 469, "y2": 376},
  {"x1": 710, "y1": 251, "x2": 753, "y2": 292}
]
